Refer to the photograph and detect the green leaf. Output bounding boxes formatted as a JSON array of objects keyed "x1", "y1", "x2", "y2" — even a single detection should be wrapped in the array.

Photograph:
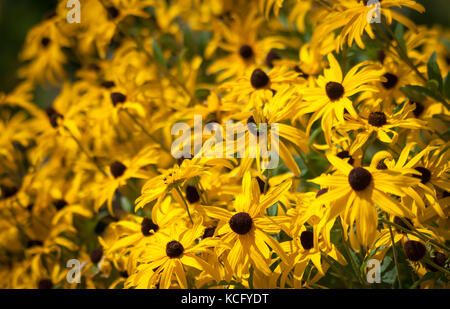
[
  {"x1": 152, "y1": 39, "x2": 166, "y2": 68},
  {"x1": 194, "y1": 89, "x2": 210, "y2": 101},
  {"x1": 120, "y1": 195, "x2": 132, "y2": 213},
  {"x1": 394, "y1": 23, "x2": 406, "y2": 53},
  {"x1": 399, "y1": 86, "x2": 426, "y2": 102},
  {"x1": 444, "y1": 73, "x2": 450, "y2": 99},
  {"x1": 427, "y1": 52, "x2": 443, "y2": 91},
  {"x1": 401, "y1": 85, "x2": 441, "y2": 102},
  {"x1": 177, "y1": 48, "x2": 188, "y2": 80},
  {"x1": 267, "y1": 202, "x2": 278, "y2": 217},
  {"x1": 380, "y1": 256, "x2": 396, "y2": 285},
  {"x1": 427, "y1": 79, "x2": 440, "y2": 92}
]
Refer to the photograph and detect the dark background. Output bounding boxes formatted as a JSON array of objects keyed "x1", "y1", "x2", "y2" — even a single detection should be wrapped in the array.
[{"x1": 0, "y1": 0, "x2": 448, "y2": 93}]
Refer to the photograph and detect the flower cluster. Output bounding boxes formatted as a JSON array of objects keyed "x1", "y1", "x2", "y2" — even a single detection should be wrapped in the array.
[{"x1": 0, "y1": 0, "x2": 449, "y2": 289}]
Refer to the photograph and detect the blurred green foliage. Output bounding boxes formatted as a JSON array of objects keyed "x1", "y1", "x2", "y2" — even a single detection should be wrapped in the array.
[
  {"x1": 0, "y1": 0, "x2": 448, "y2": 94},
  {"x1": 0, "y1": 0, "x2": 57, "y2": 92}
]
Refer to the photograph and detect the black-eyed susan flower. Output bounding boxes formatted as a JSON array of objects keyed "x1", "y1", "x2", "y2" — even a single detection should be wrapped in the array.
[
  {"x1": 312, "y1": 0, "x2": 425, "y2": 50},
  {"x1": 130, "y1": 217, "x2": 221, "y2": 289},
  {"x1": 207, "y1": 9, "x2": 286, "y2": 81},
  {"x1": 93, "y1": 145, "x2": 158, "y2": 215},
  {"x1": 311, "y1": 153, "x2": 419, "y2": 249},
  {"x1": 204, "y1": 172, "x2": 291, "y2": 278},
  {"x1": 229, "y1": 85, "x2": 309, "y2": 177},
  {"x1": 339, "y1": 100, "x2": 429, "y2": 149},
  {"x1": 298, "y1": 53, "x2": 381, "y2": 145}
]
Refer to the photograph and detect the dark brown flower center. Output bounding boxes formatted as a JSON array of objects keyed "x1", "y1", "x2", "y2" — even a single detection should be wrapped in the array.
[
  {"x1": 413, "y1": 167, "x2": 431, "y2": 184},
  {"x1": 239, "y1": 45, "x2": 254, "y2": 60},
  {"x1": 1, "y1": 185, "x2": 19, "y2": 198},
  {"x1": 336, "y1": 150, "x2": 354, "y2": 165},
  {"x1": 110, "y1": 92, "x2": 127, "y2": 106},
  {"x1": 38, "y1": 278, "x2": 53, "y2": 289},
  {"x1": 250, "y1": 69, "x2": 270, "y2": 89},
  {"x1": 26, "y1": 239, "x2": 43, "y2": 248},
  {"x1": 368, "y1": 111, "x2": 387, "y2": 127},
  {"x1": 101, "y1": 81, "x2": 116, "y2": 89},
  {"x1": 27, "y1": 203, "x2": 34, "y2": 212},
  {"x1": 403, "y1": 240, "x2": 426, "y2": 262},
  {"x1": 185, "y1": 185, "x2": 200, "y2": 204},
  {"x1": 229, "y1": 212, "x2": 253, "y2": 235},
  {"x1": 300, "y1": 230, "x2": 314, "y2": 250},
  {"x1": 325, "y1": 82, "x2": 344, "y2": 101},
  {"x1": 166, "y1": 240, "x2": 184, "y2": 258},
  {"x1": 89, "y1": 248, "x2": 103, "y2": 264},
  {"x1": 430, "y1": 252, "x2": 446, "y2": 272},
  {"x1": 141, "y1": 217, "x2": 159, "y2": 236},
  {"x1": 381, "y1": 73, "x2": 398, "y2": 89},
  {"x1": 348, "y1": 167, "x2": 372, "y2": 191},
  {"x1": 265, "y1": 50, "x2": 281, "y2": 68},
  {"x1": 110, "y1": 161, "x2": 127, "y2": 178},
  {"x1": 54, "y1": 199, "x2": 68, "y2": 210},
  {"x1": 107, "y1": 6, "x2": 120, "y2": 19},
  {"x1": 41, "y1": 37, "x2": 51, "y2": 48}
]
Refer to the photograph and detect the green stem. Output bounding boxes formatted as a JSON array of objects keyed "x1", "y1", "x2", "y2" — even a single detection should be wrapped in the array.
[
  {"x1": 320, "y1": 252, "x2": 350, "y2": 288},
  {"x1": 337, "y1": 218, "x2": 366, "y2": 287},
  {"x1": 194, "y1": 182, "x2": 207, "y2": 205},
  {"x1": 98, "y1": 0, "x2": 194, "y2": 102},
  {"x1": 197, "y1": 180, "x2": 210, "y2": 205},
  {"x1": 293, "y1": 143, "x2": 320, "y2": 177},
  {"x1": 175, "y1": 185, "x2": 194, "y2": 225},
  {"x1": 64, "y1": 126, "x2": 107, "y2": 177},
  {"x1": 422, "y1": 257, "x2": 450, "y2": 276},
  {"x1": 362, "y1": 133, "x2": 376, "y2": 164},
  {"x1": 123, "y1": 109, "x2": 171, "y2": 154},
  {"x1": 379, "y1": 218, "x2": 450, "y2": 253},
  {"x1": 386, "y1": 215, "x2": 402, "y2": 288},
  {"x1": 381, "y1": 20, "x2": 450, "y2": 110}
]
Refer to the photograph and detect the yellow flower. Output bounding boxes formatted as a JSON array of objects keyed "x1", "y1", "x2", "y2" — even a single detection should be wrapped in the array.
[
  {"x1": 312, "y1": 0, "x2": 425, "y2": 50},
  {"x1": 18, "y1": 15, "x2": 71, "y2": 84},
  {"x1": 94, "y1": 145, "x2": 159, "y2": 215},
  {"x1": 207, "y1": 9, "x2": 286, "y2": 81},
  {"x1": 130, "y1": 217, "x2": 221, "y2": 289},
  {"x1": 135, "y1": 157, "x2": 233, "y2": 211},
  {"x1": 298, "y1": 53, "x2": 381, "y2": 145},
  {"x1": 311, "y1": 153, "x2": 418, "y2": 249},
  {"x1": 339, "y1": 100, "x2": 429, "y2": 149},
  {"x1": 204, "y1": 172, "x2": 291, "y2": 277}
]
